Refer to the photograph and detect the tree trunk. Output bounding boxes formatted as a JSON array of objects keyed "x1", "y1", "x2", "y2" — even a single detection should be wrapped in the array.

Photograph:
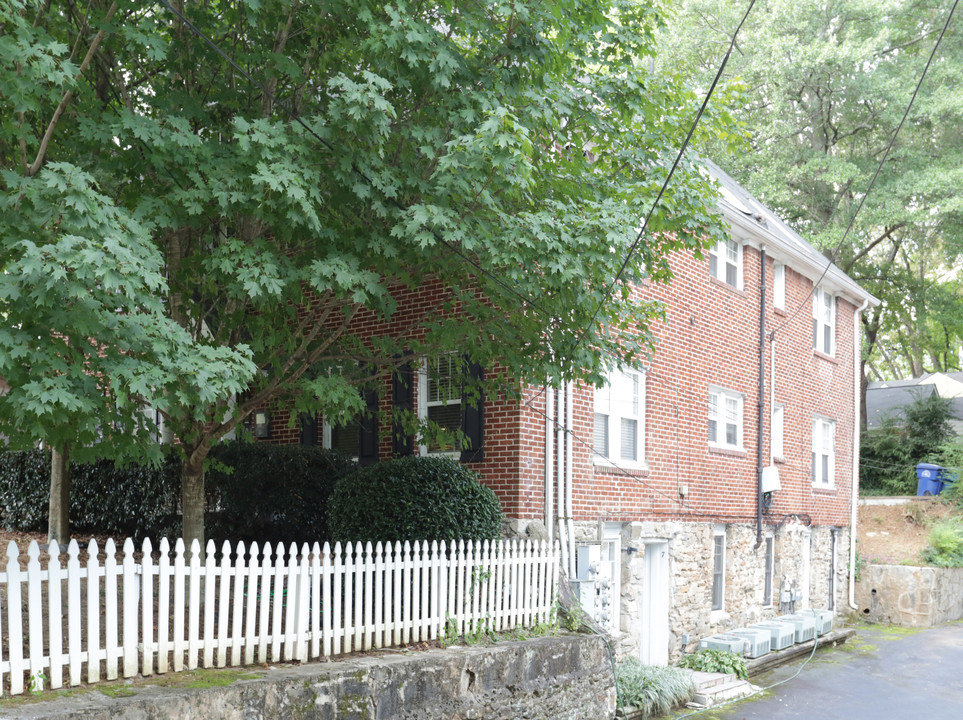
[
  {"x1": 48, "y1": 445, "x2": 71, "y2": 545},
  {"x1": 181, "y1": 452, "x2": 206, "y2": 559}
]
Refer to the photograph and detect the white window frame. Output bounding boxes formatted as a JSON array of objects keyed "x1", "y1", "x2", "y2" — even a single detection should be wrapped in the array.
[
  {"x1": 812, "y1": 416, "x2": 836, "y2": 488},
  {"x1": 594, "y1": 368, "x2": 646, "y2": 468},
  {"x1": 711, "y1": 525, "x2": 726, "y2": 614},
  {"x1": 813, "y1": 287, "x2": 836, "y2": 356},
  {"x1": 601, "y1": 522, "x2": 622, "y2": 634},
  {"x1": 773, "y1": 262, "x2": 786, "y2": 310},
  {"x1": 322, "y1": 418, "x2": 360, "y2": 461},
  {"x1": 709, "y1": 238, "x2": 743, "y2": 289},
  {"x1": 417, "y1": 355, "x2": 462, "y2": 457},
  {"x1": 708, "y1": 387, "x2": 744, "y2": 451},
  {"x1": 771, "y1": 403, "x2": 785, "y2": 463}
]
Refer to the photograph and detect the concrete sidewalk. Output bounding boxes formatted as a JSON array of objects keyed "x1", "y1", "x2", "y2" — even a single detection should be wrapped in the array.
[{"x1": 677, "y1": 622, "x2": 963, "y2": 719}]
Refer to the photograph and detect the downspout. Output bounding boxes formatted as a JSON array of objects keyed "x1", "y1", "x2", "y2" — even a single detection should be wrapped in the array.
[
  {"x1": 566, "y1": 380, "x2": 576, "y2": 577},
  {"x1": 557, "y1": 386, "x2": 569, "y2": 576},
  {"x1": 849, "y1": 298, "x2": 870, "y2": 610},
  {"x1": 755, "y1": 246, "x2": 767, "y2": 550},
  {"x1": 545, "y1": 385, "x2": 554, "y2": 544}
]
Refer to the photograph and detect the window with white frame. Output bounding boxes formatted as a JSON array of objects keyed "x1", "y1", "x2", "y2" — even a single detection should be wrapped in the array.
[
  {"x1": 594, "y1": 368, "x2": 645, "y2": 466},
  {"x1": 709, "y1": 238, "x2": 742, "y2": 288},
  {"x1": 324, "y1": 415, "x2": 361, "y2": 458},
  {"x1": 418, "y1": 355, "x2": 462, "y2": 454},
  {"x1": 774, "y1": 263, "x2": 786, "y2": 309},
  {"x1": 771, "y1": 403, "x2": 785, "y2": 462},
  {"x1": 708, "y1": 388, "x2": 743, "y2": 450},
  {"x1": 712, "y1": 526, "x2": 726, "y2": 612},
  {"x1": 813, "y1": 288, "x2": 835, "y2": 355},
  {"x1": 812, "y1": 417, "x2": 836, "y2": 487},
  {"x1": 763, "y1": 535, "x2": 775, "y2": 605}
]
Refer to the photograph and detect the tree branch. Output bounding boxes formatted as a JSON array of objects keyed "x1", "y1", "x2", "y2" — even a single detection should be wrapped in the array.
[{"x1": 26, "y1": 2, "x2": 119, "y2": 177}]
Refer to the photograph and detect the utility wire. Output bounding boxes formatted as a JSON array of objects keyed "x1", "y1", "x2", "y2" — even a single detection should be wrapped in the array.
[
  {"x1": 771, "y1": 0, "x2": 959, "y2": 336},
  {"x1": 568, "y1": 0, "x2": 760, "y2": 360}
]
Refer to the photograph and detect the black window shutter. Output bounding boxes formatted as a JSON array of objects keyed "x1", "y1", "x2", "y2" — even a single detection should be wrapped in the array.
[
  {"x1": 358, "y1": 386, "x2": 379, "y2": 465},
  {"x1": 460, "y1": 359, "x2": 485, "y2": 463},
  {"x1": 299, "y1": 412, "x2": 318, "y2": 446},
  {"x1": 392, "y1": 360, "x2": 414, "y2": 457}
]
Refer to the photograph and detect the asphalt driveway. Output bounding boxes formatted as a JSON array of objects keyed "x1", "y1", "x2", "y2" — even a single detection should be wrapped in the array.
[{"x1": 675, "y1": 622, "x2": 963, "y2": 719}]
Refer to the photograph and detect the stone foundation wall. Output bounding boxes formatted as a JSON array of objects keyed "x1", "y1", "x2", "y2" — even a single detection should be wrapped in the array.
[
  {"x1": 855, "y1": 565, "x2": 963, "y2": 627},
  {"x1": 2, "y1": 636, "x2": 615, "y2": 720},
  {"x1": 571, "y1": 519, "x2": 851, "y2": 662}
]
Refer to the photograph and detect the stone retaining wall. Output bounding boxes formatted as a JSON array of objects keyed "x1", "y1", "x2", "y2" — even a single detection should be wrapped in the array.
[
  {"x1": 1, "y1": 635, "x2": 615, "y2": 720},
  {"x1": 855, "y1": 565, "x2": 963, "y2": 627}
]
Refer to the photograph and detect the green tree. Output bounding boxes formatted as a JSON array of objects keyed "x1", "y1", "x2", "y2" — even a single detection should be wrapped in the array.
[
  {"x1": 3, "y1": 0, "x2": 737, "y2": 547},
  {"x1": 659, "y1": 0, "x2": 963, "y2": 389},
  {"x1": 860, "y1": 391, "x2": 954, "y2": 494}
]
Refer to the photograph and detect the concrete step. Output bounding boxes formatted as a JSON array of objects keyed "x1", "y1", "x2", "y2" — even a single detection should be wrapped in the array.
[
  {"x1": 692, "y1": 678, "x2": 757, "y2": 707},
  {"x1": 688, "y1": 670, "x2": 732, "y2": 690}
]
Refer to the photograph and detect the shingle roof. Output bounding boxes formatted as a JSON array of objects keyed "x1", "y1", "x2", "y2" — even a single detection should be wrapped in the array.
[{"x1": 703, "y1": 159, "x2": 878, "y2": 307}]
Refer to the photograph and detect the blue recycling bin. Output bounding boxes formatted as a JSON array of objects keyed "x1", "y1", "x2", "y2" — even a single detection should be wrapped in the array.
[{"x1": 916, "y1": 463, "x2": 943, "y2": 495}]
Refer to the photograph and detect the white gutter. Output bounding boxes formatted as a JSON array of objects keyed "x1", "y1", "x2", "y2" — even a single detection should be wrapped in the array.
[
  {"x1": 545, "y1": 385, "x2": 554, "y2": 544},
  {"x1": 556, "y1": 386, "x2": 569, "y2": 576},
  {"x1": 849, "y1": 298, "x2": 870, "y2": 610}
]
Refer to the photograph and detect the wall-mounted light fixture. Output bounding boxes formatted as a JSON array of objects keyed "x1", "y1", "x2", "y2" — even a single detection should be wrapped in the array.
[{"x1": 252, "y1": 411, "x2": 271, "y2": 438}]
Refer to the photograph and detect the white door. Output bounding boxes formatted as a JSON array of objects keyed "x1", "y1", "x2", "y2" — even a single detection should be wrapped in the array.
[
  {"x1": 640, "y1": 540, "x2": 669, "y2": 665},
  {"x1": 800, "y1": 528, "x2": 812, "y2": 609}
]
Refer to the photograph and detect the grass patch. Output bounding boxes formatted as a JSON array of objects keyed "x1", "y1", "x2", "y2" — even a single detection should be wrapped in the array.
[{"x1": 616, "y1": 659, "x2": 694, "y2": 718}]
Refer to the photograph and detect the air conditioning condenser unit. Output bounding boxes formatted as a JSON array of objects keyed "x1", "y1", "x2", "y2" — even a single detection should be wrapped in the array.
[
  {"x1": 749, "y1": 621, "x2": 795, "y2": 650},
  {"x1": 730, "y1": 627, "x2": 771, "y2": 658},
  {"x1": 698, "y1": 633, "x2": 747, "y2": 655},
  {"x1": 798, "y1": 608, "x2": 834, "y2": 635},
  {"x1": 778, "y1": 614, "x2": 816, "y2": 643}
]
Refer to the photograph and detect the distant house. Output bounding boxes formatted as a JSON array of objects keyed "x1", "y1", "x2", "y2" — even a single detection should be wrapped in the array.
[
  {"x1": 260, "y1": 161, "x2": 878, "y2": 663},
  {"x1": 867, "y1": 372, "x2": 963, "y2": 435}
]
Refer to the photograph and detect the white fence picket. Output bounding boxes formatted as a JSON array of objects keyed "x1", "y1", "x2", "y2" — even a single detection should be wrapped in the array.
[
  {"x1": 231, "y1": 542, "x2": 246, "y2": 667},
  {"x1": 202, "y1": 541, "x2": 217, "y2": 669},
  {"x1": 26, "y1": 542, "x2": 45, "y2": 691},
  {"x1": 67, "y1": 540, "x2": 82, "y2": 686},
  {"x1": 86, "y1": 539, "x2": 101, "y2": 685},
  {"x1": 141, "y1": 538, "x2": 155, "y2": 677},
  {"x1": 217, "y1": 540, "x2": 232, "y2": 668},
  {"x1": 6, "y1": 542, "x2": 24, "y2": 695},
  {"x1": 122, "y1": 538, "x2": 139, "y2": 678},
  {"x1": 47, "y1": 541, "x2": 63, "y2": 690},
  {"x1": 0, "y1": 535, "x2": 559, "y2": 697}
]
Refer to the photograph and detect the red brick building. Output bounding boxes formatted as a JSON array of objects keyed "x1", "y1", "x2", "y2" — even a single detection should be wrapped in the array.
[{"x1": 263, "y1": 161, "x2": 876, "y2": 662}]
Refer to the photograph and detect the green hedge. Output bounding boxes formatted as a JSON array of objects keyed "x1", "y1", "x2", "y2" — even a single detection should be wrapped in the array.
[
  {"x1": 205, "y1": 441, "x2": 356, "y2": 544},
  {"x1": 0, "y1": 448, "x2": 180, "y2": 540},
  {"x1": 328, "y1": 456, "x2": 503, "y2": 543},
  {"x1": 0, "y1": 442, "x2": 356, "y2": 543}
]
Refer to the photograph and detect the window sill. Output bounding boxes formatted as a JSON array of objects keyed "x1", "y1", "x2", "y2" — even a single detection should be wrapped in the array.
[
  {"x1": 812, "y1": 485, "x2": 837, "y2": 494},
  {"x1": 773, "y1": 307, "x2": 788, "y2": 316},
  {"x1": 708, "y1": 445, "x2": 748, "y2": 459},
  {"x1": 594, "y1": 462, "x2": 650, "y2": 477},
  {"x1": 813, "y1": 349, "x2": 839, "y2": 364},
  {"x1": 710, "y1": 609, "x2": 729, "y2": 624},
  {"x1": 773, "y1": 455, "x2": 786, "y2": 464},
  {"x1": 709, "y1": 276, "x2": 746, "y2": 296}
]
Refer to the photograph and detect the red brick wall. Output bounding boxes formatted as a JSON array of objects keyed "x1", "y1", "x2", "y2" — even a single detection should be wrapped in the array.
[
  {"x1": 507, "y1": 243, "x2": 859, "y2": 528},
  {"x1": 258, "y1": 246, "x2": 861, "y2": 530}
]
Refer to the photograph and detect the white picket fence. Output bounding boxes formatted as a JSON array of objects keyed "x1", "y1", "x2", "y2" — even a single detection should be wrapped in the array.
[{"x1": 0, "y1": 537, "x2": 559, "y2": 696}]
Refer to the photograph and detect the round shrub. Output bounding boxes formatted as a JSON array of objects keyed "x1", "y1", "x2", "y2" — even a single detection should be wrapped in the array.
[{"x1": 328, "y1": 456, "x2": 503, "y2": 543}]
